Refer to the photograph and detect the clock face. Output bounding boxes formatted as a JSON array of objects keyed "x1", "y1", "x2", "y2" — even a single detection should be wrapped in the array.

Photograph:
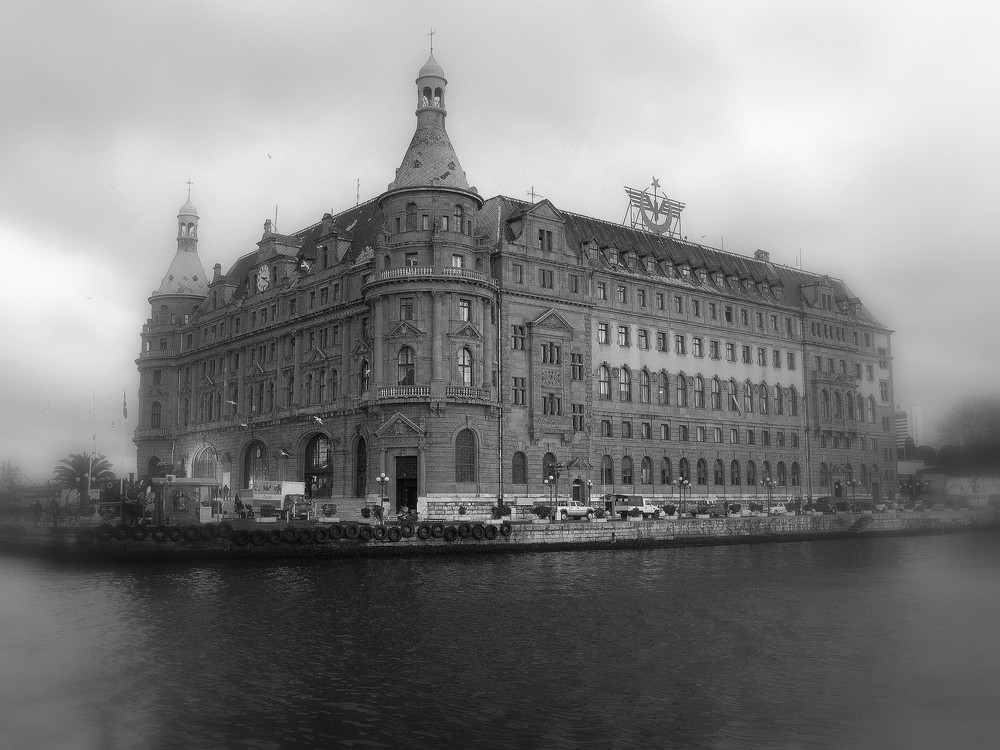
[{"x1": 256, "y1": 264, "x2": 270, "y2": 292}]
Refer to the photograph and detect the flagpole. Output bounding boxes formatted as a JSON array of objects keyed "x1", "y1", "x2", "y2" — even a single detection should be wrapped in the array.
[
  {"x1": 120, "y1": 390, "x2": 126, "y2": 501},
  {"x1": 87, "y1": 390, "x2": 95, "y2": 505}
]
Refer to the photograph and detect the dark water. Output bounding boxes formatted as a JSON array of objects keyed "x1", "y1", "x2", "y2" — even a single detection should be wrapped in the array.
[{"x1": 2, "y1": 532, "x2": 1000, "y2": 750}]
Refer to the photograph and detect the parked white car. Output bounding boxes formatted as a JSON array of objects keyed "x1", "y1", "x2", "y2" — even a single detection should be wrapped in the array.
[
  {"x1": 606, "y1": 494, "x2": 661, "y2": 519},
  {"x1": 554, "y1": 500, "x2": 595, "y2": 521}
]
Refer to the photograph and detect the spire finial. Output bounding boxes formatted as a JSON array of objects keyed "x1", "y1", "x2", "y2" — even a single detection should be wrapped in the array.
[
  {"x1": 186, "y1": 178, "x2": 194, "y2": 199},
  {"x1": 427, "y1": 27, "x2": 435, "y2": 53}
]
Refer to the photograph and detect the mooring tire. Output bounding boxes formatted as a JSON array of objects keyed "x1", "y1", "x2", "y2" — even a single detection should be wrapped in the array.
[
  {"x1": 431, "y1": 523, "x2": 445, "y2": 539},
  {"x1": 330, "y1": 523, "x2": 344, "y2": 540},
  {"x1": 281, "y1": 527, "x2": 297, "y2": 544},
  {"x1": 167, "y1": 526, "x2": 183, "y2": 542},
  {"x1": 458, "y1": 523, "x2": 472, "y2": 539},
  {"x1": 358, "y1": 526, "x2": 374, "y2": 542},
  {"x1": 249, "y1": 529, "x2": 267, "y2": 546},
  {"x1": 373, "y1": 525, "x2": 387, "y2": 541},
  {"x1": 201, "y1": 523, "x2": 218, "y2": 541},
  {"x1": 471, "y1": 524, "x2": 485, "y2": 540},
  {"x1": 95, "y1": 524, "x2": 114, "y2": 542},
  {"x1": 313, "y1": 527, "x2": 329, "y2": 543},
  {"x1": 417, "y1": 524, "x2": 431, "y2": 540},
  {"x1": 78, "y1": 528, "x2": 96, "y2": 545},
  {"x1": 182, "y1": 526, "x2": 200, "y2": 542},
  {"x1": 114, "y1": 525, "x2": 129, "y2": 541},
  {"x1": 232, "y1": 529, "x2": 251, "y2": 546},
  {"x1": 130, "y1": 525, "x2": 149, "y2": 542},
  {"x1": 151, "y1": 526, "x2": 168, "y2": 542},
  {"x1": 484, "y1": 524, "x2": 499, "y2": 540},
  {"x1": 216, "y1": 522, "x2": 234, "y2": 539},
  {"x1": 345, "y1": 524, "x2": 360, "y2": 539},
  {"x1": 443, "y1": 526, "x2": 458, "y2": 541},
  {"x1": 297, "y1": 528, "x2": 315, "y2": 545},
  {"x1": 499, "y1": 522, "x2": 512, "y2": 537},
  {"x1": 266, "y1": 529, "x2": 282, "y2": 544},
  {"x1": 401, "y1": 523, "x2": 415, "y2": 538},
  {"x1": 387, "y1": 526, "x2": 402, "y2": 542}
]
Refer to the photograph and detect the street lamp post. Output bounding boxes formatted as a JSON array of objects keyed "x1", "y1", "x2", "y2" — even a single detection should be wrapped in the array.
[
  {"x1": 374, "y1": 472, "x2": 388, "y2": 523},
  {"x1": 586, "y1": 480, "x2": 594, "y2": 507},
  {"x1": 760, "y1": 477, "x2": 776, "y2": 513},
  {"x1": 847, "y1": 479, "x2": 860, "y2": 506},
  {"x1": 678, "y1": 477, "x2": 691, "y2": 515}
]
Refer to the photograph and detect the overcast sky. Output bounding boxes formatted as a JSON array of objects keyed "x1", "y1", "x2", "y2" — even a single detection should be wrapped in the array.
[{"x1": 2, "y1": 0, "x2": 998, "y2": 484}]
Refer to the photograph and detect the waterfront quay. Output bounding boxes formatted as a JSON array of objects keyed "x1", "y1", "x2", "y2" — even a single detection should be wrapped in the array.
[{"x1": 2, "y1": 510, "x2": 997, "y2": 561}]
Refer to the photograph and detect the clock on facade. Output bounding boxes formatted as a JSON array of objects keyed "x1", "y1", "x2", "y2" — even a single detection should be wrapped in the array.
[{"x1": 256, "y1": 264, "x2": 270, "y2": 292}]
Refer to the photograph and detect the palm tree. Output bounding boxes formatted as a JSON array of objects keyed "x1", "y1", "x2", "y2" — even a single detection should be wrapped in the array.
[{"x1": 52, "y1": 453, "x2": 117, "y2": 494}]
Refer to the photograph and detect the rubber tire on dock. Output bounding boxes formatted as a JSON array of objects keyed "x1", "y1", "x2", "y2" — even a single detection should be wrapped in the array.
[
  {"x1": 183, "y1": 526, "x2": 200, "y2": 542},
  {"x1": 443, "y1": 526, "x2": 458, "y2": 542},
  {"x1": 471, "y1": 524, "x2": 485, "y2": 540},
  {"x1": 281, "y1": 527, "x2": 297, "y2": 544},
  {"x1": 130, "y1": 525, "x2": 149, "y2": 542},
  {"x1": 167, "y1": 526, "x2": 183, "y2": 542},
  {"x1": 345, "y1": 525, "x2": 360, "y2": 540},
  {"x1": 416, "y1": 524, "x2": 431, "y2": 540},
  {"x1": 387, "y1": 526, "x2": 402, "y2": 542},
  {"x1": 266, "y1": 529, "x2": 282, "y2": 545},
  {"x1": 95, "y1": 524, "x2": 114, "y2": 542},
  {"x1": 249, "y1": 529, "x2": 267, "y2": 546},
  {"x1": 431, "y1": 523, "x2": 445, "y2": 539},
  {"x1": 297, "y1": 528, "x2": 315, "y2": 545},
  {"x1": 484, "y1": 524, "x2": 499, "y2": 540},
  {"x1": 151, "y1": 526, "x2": 168, "y2": 543},
  {"x1": 373, "y1": 525, "x2": 388, "y2": 541},
  {"x1": 78, "y1": 528, "x2": 96, "y2": 545},
  {"x1": 401, "y1": 523, "x2": 415, "y2": 538},
  {"x1": 232, "y1": 529, "x2": 250, "y2": 546},
  {"x1": 330, "y1": 524, "x2": 344, "y2": 540},
  {"x1": 114, "y1": 525, "x2": 130, "y2": 542},
  {"x1": 216, "y1": 522, "x2": 234, "y2": 539},
  {"x1": 458, "y1": 523, "x2": 472, "y2": 539},
  {"x1": 313, "y1": 527, "x2": 329, "y2": 543},
  {"x1": 499, "y1": 522, "x2": 512, "y2": 537},
  {"x1": 358, "y1": 526, "x2": 374, "y2": 542},
  {"x1": 201, "y1": 524, "x2": 218, "y2": 541}
]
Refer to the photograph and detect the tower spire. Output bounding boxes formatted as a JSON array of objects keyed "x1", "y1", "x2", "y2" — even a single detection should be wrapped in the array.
[{"x1": 427, "y1": 27, "x2": 435, "y2": 53}]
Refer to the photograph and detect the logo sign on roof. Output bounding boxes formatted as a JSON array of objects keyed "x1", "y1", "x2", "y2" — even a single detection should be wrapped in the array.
[{"x1": 624, "y1": 178, "x2": 685, "y2": 236}]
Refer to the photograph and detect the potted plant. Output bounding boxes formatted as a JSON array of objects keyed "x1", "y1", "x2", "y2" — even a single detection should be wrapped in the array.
[
  {"x1": 662, "y1": 504, "x2": 678, "y2": 519},
  {"x1": 532, "y1": 504, "x2": 552, "y2": 522},
  {"x1": 628, "y1": 506, "x2": 643, "y2": 521},
  {"x1": 695, "y1": 504, "x2": 710, "y2": 519},
  {"x1": 728, "y1": 503, "x2": 742, "y2": 516}
]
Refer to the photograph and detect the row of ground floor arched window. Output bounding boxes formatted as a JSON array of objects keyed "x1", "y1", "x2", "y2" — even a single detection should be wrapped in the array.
[{"x1": 511, "y1": 452, "x2": 879, "y2": 491}]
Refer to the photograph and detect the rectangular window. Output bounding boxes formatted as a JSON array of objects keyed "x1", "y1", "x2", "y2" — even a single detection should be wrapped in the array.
[
  {"x1": 763, "y1": 430, "x2": 770, "y2": 446},
  {"x1": 757, "y1": 348, "x2": 766, "y2": 366},
  {"x1": 597, "y1": 322, "x2": 609, "y2": 345},
  {"x1": 512, "y1": 377, "x2": 526, "y2": 405},
  {"x1": 693, "y1": 337, "x2": 703, "y2": 357},
  {"x1": 540, "y1": 269, "x2": 553, "y2": 288},
  {"x1": 730, "y1": 428, "x2": 739, "y2": 444},
  {"x1": 152, "y1": 369, "x2": 162, "y2": 385},
  {"x1": 747, "y1": 429, "x2": 756, "y2": 445},
  {"x1": 741, "y1": 309, "x2": 749, "y2": 326},
  {"x1": 656, "y1": 292, "x2": 664, "y2": 310},
  {"x1": 756, "y1": 311, "x2": 764, "y2": 328},
  {"x1": 742, "y1": 345, "x2": 752, "y2": 364},
  {"x1": 572, "y1": 404, "x2": 585, "y2": 431},
  {"x1": 601, "y1": 419, "x2": 613, "y2": 437},
  {"x1": 512, "y1": 263, "x2": 524, "y2": 283},
  {"x1": 660, "y1": 423, "x2": 670, "y2": 440},
  {"x1": 569, "y1": 274, "x2": 579, "y2": 293},
  {"x1": 621, "y1": 421, "x2": 632, "y2": 438},
  {"x1": 512, "y1": 325, "x2": 526, "y2": 350},
  {"x1": 542, "y1": 393, "x2": 562, "y2": 415},
  {"x1": 405, "y1": 252, "x2": 419, "y2": 267},
  {"x1": 538, "y1": 229, "x2": 553, "y2": 251},
  {"x1": 867, "y1": 365, "x2": 874, "y2": 381},
  {"x1": 692, "y1": 300, "x2": 701, "y2": 317},
  {"x1": 637, "y1": 289, "x2": 646, "y2": 307},
  {"x1": 675, "y1": 335, "x2": 686, "y2": 355},
  {"x1": 696, "y1": 426, "x2": 706, "y2": 442},
  {"x1": 333, "y1": 325, "x2": 341, "y2": 345},
  {"x1": 726, "y1": 343, "x2": 736, "y2": 362},
  {"x1": 618, "y1": 326, "x2": 630, "y2": 347},
  {"x1": 680, "y1": 424, "x2": 689, "y2": 441},
  {"x1": 787, "y1": 352, "x2": 796, "y2": 370},
  {"x1": 641, "y1": 422, "x2": 652, "y2": 440},
  {"x1": 709, "y1": 340, "x2": 720, "y2": 360},
  {"x1": 451, "y1": 254, "x2": 464, "y2": 268},
  {"x1": 400, "y1": 297, "x2": 414, "y2": 320},
  {"x1": 656, "y1": 332, "x2": 668, "y2": 352},
  {"x1": 617, "y1": 285, "x2": 627, "y2": 304},
  {"x1": 571, "y1": 353, "x2": 583, "y2": 380},
  {"x1": 637, "y1": 329, "x2": 649, "y2": 350},
  {"x1": 674, "y1": 295, "x2": 684, "y2": 314},
  {"x1": 880, "y1": 380, "x2": 889, "y2": 402},
  {"x1": 772, "y1": 349, "x2": 781, "y2": 368},
  {"x1": 541, "y1": 342, "x2": 561, "y2": 364},
  {"x1": 709, "y1": 302, "x2": 717, "y2": 320},
  {"x1": 459, "y1": 298, "x2": 471, "y2": 321},
  {"x1": 725, "y1": 305, "x2": 734, "y2": 323},
  {"x1": 714, "y1": 427, "x2": 722, "y2": 443},
  {"x1": 597, "y1": 283, "x2": 607, "y2": 301}
]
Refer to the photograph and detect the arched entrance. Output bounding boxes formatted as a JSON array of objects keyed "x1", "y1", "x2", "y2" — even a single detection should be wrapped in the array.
[
  {"x1": 354, "y1": 438, "x2": 367, "y2": 497},
  {"x1": 243, "y1": 440, "x2": 269, "y2": 488},
  {"x1": 572, "y1": 478, "x2": 582, "y2": 503},
  {"x1": 305, "y1": 434, "x2": 332, "y2": 498}
]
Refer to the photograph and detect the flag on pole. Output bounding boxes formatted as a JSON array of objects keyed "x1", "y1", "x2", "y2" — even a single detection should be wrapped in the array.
[{"x1": 122, "y1": 391, "x2": 128, "y2": 419}]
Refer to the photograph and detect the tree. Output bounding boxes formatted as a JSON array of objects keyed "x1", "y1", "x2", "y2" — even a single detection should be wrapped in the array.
[
  {"x1": 52, "y1": 453, "x2": 117, "y2": 494},
  {"x1": 937, "y1": 396, "x2": 1000, "y2": 486}
]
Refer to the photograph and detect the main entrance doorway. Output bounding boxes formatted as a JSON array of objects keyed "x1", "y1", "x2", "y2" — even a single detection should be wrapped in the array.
[{"x1": 395, "y1": 456, "x2": 418, "y2": 512}]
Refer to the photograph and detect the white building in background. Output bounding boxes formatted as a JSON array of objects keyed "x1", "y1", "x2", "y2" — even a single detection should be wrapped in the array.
[{"x1": 894, "y1": 406, "x2": 924, "y2": 449}]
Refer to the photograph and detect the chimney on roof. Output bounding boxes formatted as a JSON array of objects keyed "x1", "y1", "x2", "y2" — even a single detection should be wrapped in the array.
[
  {"x1": 754, "y1": 249, "x2": 770, "y2": 262},
  {"x1": 212, "y1": 263, "x2": 222, "y2": 282}
]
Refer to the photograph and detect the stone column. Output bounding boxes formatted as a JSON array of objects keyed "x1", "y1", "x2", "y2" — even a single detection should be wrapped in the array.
[
  {"x1": 372, "y1": 297, "x2": 384, "y2": 391},
  {"x1": 482, "y1": 297, "x2": 494, "y2": 395},
  {"x1": 430, "y1": 291, "x2": 444, "y2": 397},
  {"x1": 293, "y1": 330, "x2": 303, "y2": 406}
]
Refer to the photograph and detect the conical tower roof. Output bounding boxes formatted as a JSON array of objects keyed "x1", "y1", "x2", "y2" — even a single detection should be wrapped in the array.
[{"x1": 152, "y1": 249, "x2": 209, "y2": 298}]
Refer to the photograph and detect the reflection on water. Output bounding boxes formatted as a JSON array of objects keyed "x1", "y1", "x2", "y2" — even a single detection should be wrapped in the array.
[{"x1": 2, "y1": 532, "x2": 1000, "y2": 749}]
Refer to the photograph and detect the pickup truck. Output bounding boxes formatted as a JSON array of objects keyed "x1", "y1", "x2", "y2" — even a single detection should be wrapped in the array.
[
  {"x1": 554, "y1": 500, "x2": 595, "y2": 521},
  {"x1": 605, "y1": 494, "x2": 660, "y2": 520}
]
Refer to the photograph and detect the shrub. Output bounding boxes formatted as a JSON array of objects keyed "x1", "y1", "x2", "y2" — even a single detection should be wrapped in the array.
[
  {"x1": 662, "y1": 504, "x2": 677, "y2": 516},
  {"x1": 728, "y1": 503, "x2": 742, "y2": 514},
  {"x1": 696, "y1": 505, "x2": 710, "y2": 516},
  {"x1": 491, "y1": 499, "x2": 511, "y2": 519},
  {"x1": 628, "y1": 507, "x2": 643, "y2": 517},
  {"x1": 458, "y1": 505, "x2": 467, "y2": 515},
  {"x1": 360, "y1": 507, "x2": 371, "y2": 519},
  {"x1": 533, "y1": 505, "x2": 551, "y2": 519}
]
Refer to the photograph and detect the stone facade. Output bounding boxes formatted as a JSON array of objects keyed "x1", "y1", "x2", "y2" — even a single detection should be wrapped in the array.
[{"x1": 135, "y1": 52, "x2": 898, "y2": 512}]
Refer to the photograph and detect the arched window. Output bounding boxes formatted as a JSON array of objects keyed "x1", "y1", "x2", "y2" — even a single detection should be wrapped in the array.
[
  {"x1": 821, "y1": 389, "x2": 831, "y2": 418},
  {"x1": 354, "y1": 438, "x2": 367, "y2": 497},
  {"x1": 542, "y1": 452, "x2": 557, "y2": 481},
  {"x1": 193, "y1": 447, "x2": 217, "y2": 479},
  {"x1": 844, "y1": 463, "x2": 853, "y2": 482},
  {"x1": 834, "y1": 391, "x2": 843, "y2": 418},
  {"x1": 359, "y1": 360, "x2": 370, "y2": 393},
  {"x1": 304, "y1": 373, "x2": 313, "y2": 406},
  {"x1": 867, "y1": 396, "x2": 876, "y2": 423},
  {"x1": 775, "y1": 385, "x2": 784, "y2": 415},
  {"x1": 182, "y1": 399, "x2": 189, "y2": 426},
  {"x1": 694, "y1": 376, "x2": 705, "y2": 408},
  {"x1": 601, "y1": 455, "x2": 614, "y2": 485},
  {"x1": 318, "y1": 369, "x2": 326, "y2": 402},
  {"x1": 744, "y1": 381, "x2": 753, "y2": 413},
  {"x1": 640, "y1": 456, "x2": 653, "y2": 485},
  {"x1": 791, "y1": 462, "x2": 801, "y2": 486},
  {"x1": 763, "y1": 461, "x2": 772, "y2": 482},
  {"x1": 860, "y1": 463, "x2": 869, "y2": 486},
  {"x1": 660, "y1": 457, "x2": 672, "y2": 484},
  {"x1": 759, "y1": 381, "x2": 768, "y2": 414},
  {"x1": 790, "y1": 386, "x2": 799, "y2": 416},
  {"x1": 458, "y1": 348, "x2": 473, "y2": 387},
  {"x1": 679, "y1": 457, "x2": 691, "y2": 480},
  {"x1": 731, "y1": 460, "x2": 741, "y2": 486},
  {"x1": 599, "y1": 366, "x2": 611, "y2": 400},
  {"x1": 151, "y1": 401, "x2": 162, "y2": 429},
  {"x1": 696, "y1": 458, "x2": 708, "y2": 485},
  {"x1": 819, "y1": 462, "x2": 829, "y2": 486},
  {"x1": 729, "y1": 379, "x2": 739, "y2": 412},
  {"x1": 677, "y1": 374, "x2": 688, "y2": 407},
  {"x1": 286, "y1": 374, "x2": 295, "y2": 407},
  {"x1": 405, "y1": 202, "x2": 417, "y2": 231},
  {"x1": 857, "y1": 395, "x2": 865, "y2": 422},
  {"x1": 621, "y1": 456, "x2": 634, "y2": 485},
  {"x1": 243, "y1": 440, "x2": 269, "y2": 488},
  {"x1": 714, "y1": 459, "x2": 725, "y2": 486},
  {"x1": 305, "y1": 435, "x2": 332, "y2": 498},
  {"x1": 455, "y1": 429, "x2": 476, "y2": 482},
  {"x1": 267, "y1": 381, "x2": 275, "y2": 410},
  {"x1": 746, "y1": 460, "x2": 757, "y2": 486},
  {"x1": 658, "y1": 372, "x2": 669, "y2": 404},
  {"x1": 512, "y1": 452, "x2": 527, "y2": 484},
  {"x1": 846, "y1": 395, "x2": 855, "y2": 420},
  {"x1": 206, "y1": 395, "x2": 214, "y2": 421},
  {"x1": 777, "y1": 461, "x2": 787, "y2": 486},
  {"x1": 639, "y1": 370, "x2": 651, "y2": 403},
  {"x1": 398, "y1": 346, "x2": 415, "y2": 385},
  {"x1": 619, "y1": 368, "x2": 632, "y2": 402},
  {"x1": 711, "y1": 378, "x2": 722, "y2": 410},
  {"x1": 453, "y1": 204, "x2": 464, "y2": 233}
]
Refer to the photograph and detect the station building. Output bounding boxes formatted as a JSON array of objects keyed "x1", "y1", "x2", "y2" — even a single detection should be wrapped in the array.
[{"x1": 135, "y1": 52, "x2": 897, "y2": 514}]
